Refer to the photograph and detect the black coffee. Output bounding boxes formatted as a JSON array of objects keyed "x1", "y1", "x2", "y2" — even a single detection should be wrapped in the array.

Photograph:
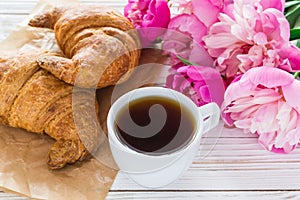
[{"x1": 114, "y1": 96, "x2": 196, "y2": 155}]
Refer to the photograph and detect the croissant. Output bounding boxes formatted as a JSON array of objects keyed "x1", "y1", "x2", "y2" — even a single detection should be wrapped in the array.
[
  {"x1": 28, "y1": 5, "x2": 140, "y2": 89},
  {"x1": 0, "y1": 51, "x2": 101, "y2": 169}
]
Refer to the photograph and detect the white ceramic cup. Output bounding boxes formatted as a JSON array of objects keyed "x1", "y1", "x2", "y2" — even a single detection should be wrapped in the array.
[{"x1": 107, "y1": 87, "x2": 220, "y2": 188}]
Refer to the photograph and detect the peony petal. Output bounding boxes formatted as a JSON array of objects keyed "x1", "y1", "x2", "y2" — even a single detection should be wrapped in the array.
[
  {"x1": 238, "y1": 104, "x2": 261, "y2": 119},
  {"x1": 234, "y1": 118, "x2": 252, "y2": 129},
  {"x1": 251, "y1": 103, "x2": 278, "y2": 133},
  {"x1": 124, "y1": 3, "x2": 132, "y2": 17},
  {"x1": 274, "y1": 129, "x2": 299, "y2": 152},
  {"x1": 231, "y1": 24, "x2": 250, "y2": 43},
  {"x1": 208, "y1": 21, "x2": 232, "y2": 34},
  {"x1": 258, "y1": 132, "x2": 277, "y2": 151},
  {"x1": 285, "y1": 110, "x2": 299, "y2": 132},
  {"x1": 192, "y1": 0, "x2": 220, "y2": 28},
  {"x1": 252, "y1": 88, "x2": 276, "y2": 96},
  {"x1": 184, "y1": 66, "x2": 203, "y2": 81},
  {"x1": 252, "y1": 92, "x2": 282, "y2": 104},
  {"x1": 253, "y1": 32, "x2": 268, "y2": 45},
  {"x1": 204, "y1": 33, "x2": 240, "y2": 48},
  {"x1": 287, "y1": 127, "x2": 300, "y2": 145},
  {"x1": 176, "y1": 65, "x2": 189, "y2": 73},
  {"x1": 193, "y1": 81, "x2": 206, "y2": 91},
  {"x1": 259, "y1": 0, "x2": 285, "y2": 12},
  {"x1": 146, "y1": 0, "x2": 170, "y2": 28},
  {"x1": 172, "y1": 74, "x2": 185, "y2": 89},
  {"x1": 282, "y1": 79, "x2": 300, "y2": 111},
  {"x1": 279, "y1": 45, "x2": 300, "y2": 71},
  {"x1": 275, "y1": 130, "x2": 292, "y2": 148},
  {"x1": 276, "y1": 101, "x2": 296, "y2": 132},
  {"x1": 167, "y1": 14, "x2": 207, "y2": 43},
  {"x1": 271, "y1": 144, "x2": 296, "y2": 154},
  {"x1": 241, "y1": 4, "x2": 254, "y2": 18},
  {"x1": 226, "y1": 101, "x2": 255, "y2": 113},
  {"x1": 189, "y1": 43, "x2": 214, "y2": 66},
  {"x1": 218, "y1": 13, "x2": 236, "y2": 25},
  {"x1": 162, "y1": 14, "x2": 213, "y2": 66},
  {"x1": 179, "y1": 79, "x2": 192, "y2": 92},
  {"x1": 222, "y1": 72, "x2": 264, "y2": 108},
  {"x1": 240, "y1": 67, "x2": 294, "y2": 88},
  {"x1": 262, "y1": 9, "x2": 290, "y2": 44},
  {"x1": 222, "y1": 2, "x2": 234, "y2": 18},
  {"x1": 195, "y1": 66, "x2": 225, "y2": 107},
  {"x1": 199, "y1": 85, "x2": 211, "y2": 103},
  {"x1": 221, "y1": 106, "x2": 235, "y2": 126}
]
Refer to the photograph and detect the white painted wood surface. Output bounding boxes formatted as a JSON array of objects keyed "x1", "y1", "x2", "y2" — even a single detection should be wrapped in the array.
[{"x1": 1, "y1": 0, "x2": 300, "y2": 199}]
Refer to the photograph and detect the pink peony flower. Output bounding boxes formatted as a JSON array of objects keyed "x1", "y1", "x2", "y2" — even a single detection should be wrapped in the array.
[
  {"x1": 171, "y1": 0, "x2": 234, "y2": 21},
  {"x1": 166, "y1": 65, "x2": 225, "y2": 107},
  {"x1": 253, "y1": 0, "x2": 285, "y2": 12},
  {"x1": 192, "y1": 0, "x2": 234, "y2": 27},
  {"x1": 162, "y1": 0, "x2": 234, "y2": 66},
  {"x1": 222, "y1": 67, "x2": 300, "y2": 153},
  {"x1": 203, "y1": 0, "x2": 300, "y2": 78},
  {"x1": 124, "y1": 0, "x2": 171, "y2": 46},
  {"x1": 162, "y1": 14, "x2": 214, "y2": 66}
]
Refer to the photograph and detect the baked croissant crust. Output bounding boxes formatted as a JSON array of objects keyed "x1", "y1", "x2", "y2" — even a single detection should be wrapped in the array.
[
  {"x1": 29, "y1": 5, "x2": 140, "y2": 88},
  {"x1": 0, "y1": 51, "x2": 101, "y2": 169}
]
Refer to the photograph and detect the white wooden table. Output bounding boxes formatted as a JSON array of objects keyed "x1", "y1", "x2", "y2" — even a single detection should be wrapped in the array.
[{"x1": 1, "y1": 0, "x2": 300, "y2": 199}]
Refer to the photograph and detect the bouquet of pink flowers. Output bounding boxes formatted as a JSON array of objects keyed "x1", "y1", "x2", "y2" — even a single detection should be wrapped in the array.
[{"x1": 124, "y1": 0, "x2": 300, "y2": 153}]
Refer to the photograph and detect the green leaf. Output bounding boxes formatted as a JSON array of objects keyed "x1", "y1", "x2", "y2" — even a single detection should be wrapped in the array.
[
  {"x1": 296, "y1": 40, "x2": 300, "y2": 48},
  {"x1": 285, "y1": 0, "x2": 300, "y2": 10},
  {"x1": 176, "y1": 55, "x2": 198, "y2": 66},
  {"x1": 285, "y1": 4, "x2": 300, "y2": 27},
  {"x1": 294, "y1": 13, "x2": 300, "y2": 28},
  {"x1": 290, "y1": 28, "x2": 300, "y2": 40},
  {"x1": 155, "y1": 37, "x2": 162, "y2": 43}
]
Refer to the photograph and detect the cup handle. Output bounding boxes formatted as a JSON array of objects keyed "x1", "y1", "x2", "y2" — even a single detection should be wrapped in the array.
[{"x1": 198, "y1": 102, "x2": 220, "y2": 134}]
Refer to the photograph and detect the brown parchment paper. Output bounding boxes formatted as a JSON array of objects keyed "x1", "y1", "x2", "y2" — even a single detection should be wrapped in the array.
[
  {"x1": 0, "y1": 0, "x2": 117, "y2": 199},
  {"x1": 0, "y1": 0, "x2": 170, "y2": 199}
]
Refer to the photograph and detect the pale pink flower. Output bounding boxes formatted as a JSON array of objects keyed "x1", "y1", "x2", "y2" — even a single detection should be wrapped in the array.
[
  {"x1": 250, "y1": 0, "x2": 285, "y2": 12},
  {"x1": 192, "y1": 0, "x2": 234, "y2": 27},
  {"x1": 166, "y1": 65, "x2": 225, "y2": 107},
  {"x1": 171, "y1": 0, "x2": 234, "y2": 22},
  {"x1": 203, "y1": 0, "x2": 300, "y2": 78},
  {"x1": 162, "y1": 0, "x2": 234, "y2": 66},
  {"x1": 170, "y1": 0, "x2": 193, "y2": 14},
  {"x1": 222, "y1": 67, "x2": 300, "y2": 153},
  {"x1": 124, "y1": 0, "x2": 171, "y2": 46},
  {"x1": 162, "y1": 14, "x2": 214, "y2": 66}
]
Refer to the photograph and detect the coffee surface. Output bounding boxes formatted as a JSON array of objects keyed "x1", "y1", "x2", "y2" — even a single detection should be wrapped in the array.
[{"x1": 115, "y1": 96, "x2": 196, "y2": 155}]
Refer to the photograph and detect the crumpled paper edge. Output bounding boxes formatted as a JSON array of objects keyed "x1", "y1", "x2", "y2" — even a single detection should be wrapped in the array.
[{"x1": 0, "y1": 0, "x2": 119, "y2": 199}]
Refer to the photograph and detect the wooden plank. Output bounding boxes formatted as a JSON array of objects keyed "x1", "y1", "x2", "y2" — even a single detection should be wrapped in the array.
[
  {"x1": 0, "y1": 0, "x2": 127, "y2": 14},
  {"x1": 111, "y1": 137, "x2": 300, "y2": 190},
  {"x1": 1, "y1": 0, "x2": 300, "y2": 199},
  {"x1": 0, "y1": 192, "x2": 28, "y2": 200},
  {"x1": 0, "y1": 15, "x2": 25, "y2": 41},
  {"x1": 106, "y1": 191, "x2": 300, "y2": 200},
  {"x1": 3, "y1": 191, "x2": 300, "y2": 200},
  {"x1": 112, "y1": 168, "x2": 300, "y2": 191},
  {"x1": 0, "y1": 0, "x2": 127, "y2": 40}
]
